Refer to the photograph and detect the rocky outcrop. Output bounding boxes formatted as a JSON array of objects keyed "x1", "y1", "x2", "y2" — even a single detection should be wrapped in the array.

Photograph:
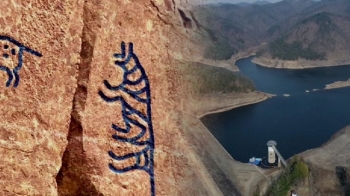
[
  {"x1": 296, "y1": 125, "x2": 350, "y2": 195},
  {"x1": 54, "y1": 0, "x2": 220, "y2": 195},
  {"x1": 0, "y1": 1, "x2": 83, "y2": 195},
  {"x1": 0, "y1": 0, "x2": 249, "y2": 196}
]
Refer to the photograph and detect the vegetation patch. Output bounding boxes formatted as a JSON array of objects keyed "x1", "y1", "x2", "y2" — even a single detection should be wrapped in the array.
[
  {"x1": 179, "y1": 61, "x2": 255, "y2": 96},
  {"x1": 301, "y1": 12, "x2": 334, "y2": 36},
  {"x1": 262, "y1": 157, "x2": 309, "y2": 196},
  {"x1": 204, "y1": 36, "x2": 237, "y2": 60},
  {"x1": 269, "y1": 38, "x2": 326, "y2": 60},
  {"x1": 267, "y1": 24, "x2": 281, "y2": 36}
]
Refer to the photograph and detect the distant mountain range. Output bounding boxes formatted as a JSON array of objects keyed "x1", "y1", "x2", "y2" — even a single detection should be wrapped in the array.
[
  {"x1": 236, "y1": 1, "x2": 272, "y2": 7},
  {"x1": 208, "y1": 1, "x2": 272, "y2": 7},
  {"x1": 192, "y1": 0, "x2": 350, "y2": 62},
  {"x1": 208, "y1": 0, "x2": 322, "y2": 7}
]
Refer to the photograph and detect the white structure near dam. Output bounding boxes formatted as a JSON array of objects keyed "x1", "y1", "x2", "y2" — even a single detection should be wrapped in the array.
[
  {"x1": 267, "y1": 140, "x2": 287, "y2": 168},
  {"x1": 268, "y1": 146, "x2": 276, "y2": 163}
]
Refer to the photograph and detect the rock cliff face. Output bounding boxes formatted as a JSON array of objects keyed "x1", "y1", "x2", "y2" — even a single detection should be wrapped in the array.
[
  {"x1": 0, "y1": 0, "x2": 231, "y2": 195},
  {"x1": 0, "y1": 1, "x2": 83, "y2": 195}
]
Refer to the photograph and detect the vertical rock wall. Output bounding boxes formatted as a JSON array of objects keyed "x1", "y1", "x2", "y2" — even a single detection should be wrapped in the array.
[
  {"x1": 0, "y1": 0, "x2": 228, "y2": 196},
  {"x1": 0, "y1": 1, "x2": 84, "y2": 195}
]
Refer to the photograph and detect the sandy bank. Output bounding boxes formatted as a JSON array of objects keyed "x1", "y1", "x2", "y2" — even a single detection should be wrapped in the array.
[
  {"x1": 196, "y1": 91, "x2": 275, "y2": 118},
  {"x1": 252, "y1": 57, "x2": 350, "y2": 69},
  {"x1": 219, "y1": 44, "x2": 263, "y2": 71},
  {"x1": 324, "y1": 78, "x2": 350, "y2": 90},
  {"x1": 192, "y1": 57, "x2": 240, "y2": 72},
  {"x1": 230, "y1": 46, "x2": 262, "y2": 68},
  {"x1": 300, "y1": 125, "x2": 350, "y2": 167},
  {"x1": 182, "y1": 45, "x2": 262, "y2": 72}
]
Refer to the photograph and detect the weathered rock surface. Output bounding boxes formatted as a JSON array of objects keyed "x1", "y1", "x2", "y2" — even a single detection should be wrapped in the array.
[
  {"x1": 296, "y1": 125, "x2": 350, "y2": 195},
  {"x1": 0, "y1": 0, "x2": 264, "y2": 196},
  {"x1": 56, "y1": 0, "x2": 215, "y2": 195},
  {"x1": 0, "y1": 1, "x2": 83, "y2": 195}
]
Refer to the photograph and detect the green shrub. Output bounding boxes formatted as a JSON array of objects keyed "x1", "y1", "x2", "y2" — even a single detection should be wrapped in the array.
[
  {"x1": 301, "y1": 12, "x2": 335, "y2": 36},
  {"x1": 204, "y1": 37, "x2": 237, "y2": 60},
  {"x1": 264, "y1": 158, "x2": 309, "y2": 196},
  {"x1": 179, "y1": 61, "x2": 255, "y2": 96},
  {"x1": 256, "y1": 49, "x2": 265, "y2": 57},
  {"x1": 267, "y1": 24, "x2": 281, "y2": 36},
  {"x1": 269, "y1": 38, "x2": 325, "y2": 60}
]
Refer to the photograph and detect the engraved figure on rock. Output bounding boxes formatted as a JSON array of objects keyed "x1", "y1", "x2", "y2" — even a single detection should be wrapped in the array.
[
  {"x1": 99, "y1": 42, "x2": 155, "y2": 196},
  {"x1": 0, "y1": 36, "x2": 42, "y2": 88}
]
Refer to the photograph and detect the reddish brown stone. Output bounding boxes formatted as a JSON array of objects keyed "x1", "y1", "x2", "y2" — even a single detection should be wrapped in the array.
[
  {"x1": 0, "y1": 0, "x2": 228, "y2": 195},
  {"x1": 0, "y1": 0, "x2": 84, "y2": 195}
]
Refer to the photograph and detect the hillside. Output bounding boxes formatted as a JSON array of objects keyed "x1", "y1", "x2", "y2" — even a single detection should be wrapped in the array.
[
  {"x1": 259, "y1": 11, "x2": 350, "y2": 62},
  {"x1": 178, "y1": 61, "x2": 255, "y2": 96},
  {"x1": 191, "y1": 0, "x2": 316, "y2": 60},
  {"x1": 192, "y1": 0, "x2": 350, "y2": 66},
  {"x1": 253, "y1": 1, "x2": 272, "y2": 5}
]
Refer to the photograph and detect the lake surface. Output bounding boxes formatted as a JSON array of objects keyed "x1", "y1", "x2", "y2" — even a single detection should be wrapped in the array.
[{"x1": 201, "y1": 56, "x2": 350, "y2": 163}]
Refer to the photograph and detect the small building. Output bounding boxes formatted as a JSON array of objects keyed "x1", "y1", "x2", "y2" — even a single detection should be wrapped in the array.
[{"x1": 248, "y1": 157, "x2": 262, "y2": 165}]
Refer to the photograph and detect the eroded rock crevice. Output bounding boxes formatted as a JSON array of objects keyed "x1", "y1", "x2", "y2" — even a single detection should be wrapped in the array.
[
  {"x1": 336, "y1": 166, "x2": 350, "y2": 195},
  {"x1": 178, "y1": 8, "x2": 192, "y2": 29},
  {"x1": 55, "y1": 1, "x2": 102, "y2": 195}
]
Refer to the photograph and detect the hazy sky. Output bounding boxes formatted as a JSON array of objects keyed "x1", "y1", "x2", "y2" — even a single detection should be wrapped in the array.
[{"x1": 204, "y1": 0, "x2": 282, "y2": 4}]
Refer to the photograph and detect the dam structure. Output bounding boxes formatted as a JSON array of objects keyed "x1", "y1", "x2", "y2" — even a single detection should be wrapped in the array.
[
  {"x1": 267, "y1": 140, "x2": 287, "y2": 168},
  {"x1": 249, "y1": 140, "x2": 288, "y2": 168}
]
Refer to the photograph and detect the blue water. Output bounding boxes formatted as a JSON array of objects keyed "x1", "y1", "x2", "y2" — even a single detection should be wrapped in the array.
[{"x1": 201, "y1": 56, "x2": 350, "y2": 163}]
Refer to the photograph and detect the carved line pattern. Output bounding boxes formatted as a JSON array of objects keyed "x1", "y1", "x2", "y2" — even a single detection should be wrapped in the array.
[
  {"x1": 0, "y1": 36, "x2": 42, "y2": 88},
  {"x1": 99, "y1": 42, "x2": 155, "y2": 196}
]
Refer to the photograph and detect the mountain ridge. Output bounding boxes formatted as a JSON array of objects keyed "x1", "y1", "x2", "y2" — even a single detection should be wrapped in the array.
[{"x1": 193, "y1": 0, "x2": 350, "y2": 65}]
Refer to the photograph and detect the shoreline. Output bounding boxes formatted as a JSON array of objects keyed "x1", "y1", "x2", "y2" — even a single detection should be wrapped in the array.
[
  {"x1": 184, "y1": 45, "x2": 262, "y2": 72},
  {"x1": 227, "y1": 45, "x2": 263, "y2": 71},
  {"x1": 197, "y1": 91, "x2": 275, "y2": 118},
  {"x1": 324, "y1": 78, "x2": 350, "y2": 90},
  {"x1": 251, "y1": 57, "x2": 350, "y2": 90},
  {"x1": 252, "y1": 56, "x2": 350, "y2": 69},
  {"x1": 229, "y1": 52, "x2": 258, "y2": 70}
]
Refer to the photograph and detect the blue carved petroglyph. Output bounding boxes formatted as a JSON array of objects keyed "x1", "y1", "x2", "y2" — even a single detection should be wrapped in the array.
[
  {"x1": 99, "y1": 42, "x2": 155, "y2": 196},
  {"x1": 0, "y1": 36, "x2": 42, "y2": 88}
]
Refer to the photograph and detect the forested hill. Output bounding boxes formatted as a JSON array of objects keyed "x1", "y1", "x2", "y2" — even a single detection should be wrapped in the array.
[
  {"x1": 260, "y1": 12, "x2": 350, "y2": 61},
  {"x1": 191, "y1": 0, "x2": 350, "y2": 62}
]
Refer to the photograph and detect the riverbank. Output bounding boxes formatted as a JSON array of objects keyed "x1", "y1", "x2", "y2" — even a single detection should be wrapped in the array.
[
  {"x1": 324, "y1": 78, "x2": 350, "y2": 90},
  {"x1": 252, "y1": 57, "x2": 350, "y2": 69},
  {"x1": 195, "y1": 91, "x2": 275, "y2": 118},
  {"x1": 230, "y1": 45, "x2": 262, "y2": 69},
  {"x1": 291, "y1": 125, "x2": 350, "y2": 195},
  {"x1": 184, "y1": 44, "x2": 262, "y2": 73}
]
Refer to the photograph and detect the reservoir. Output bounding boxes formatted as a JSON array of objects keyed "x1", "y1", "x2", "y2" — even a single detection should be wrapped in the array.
[{"x1": 201, "y1": 56, "x2": 350, "y2": 163}]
